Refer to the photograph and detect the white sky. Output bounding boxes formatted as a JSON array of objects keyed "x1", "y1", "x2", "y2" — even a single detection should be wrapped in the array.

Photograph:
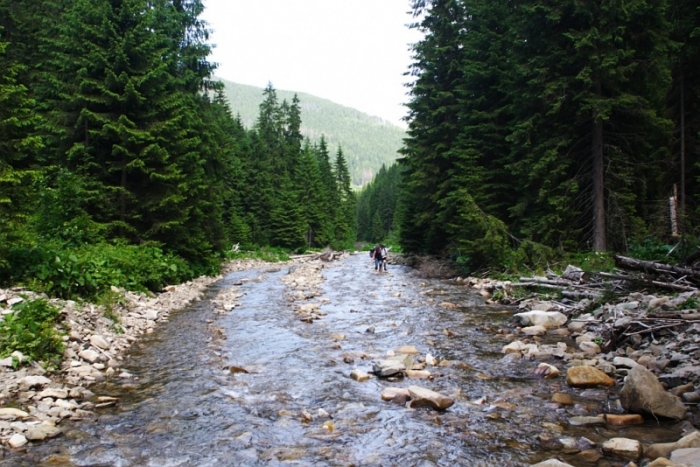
[{"x1": 200, "y1": 1, "x2": 422, "y2": 128}]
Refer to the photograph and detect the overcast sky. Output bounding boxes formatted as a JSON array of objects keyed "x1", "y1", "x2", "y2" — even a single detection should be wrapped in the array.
[{"x1": 200, "y1": 1, "x2": 422, "y2": 128}]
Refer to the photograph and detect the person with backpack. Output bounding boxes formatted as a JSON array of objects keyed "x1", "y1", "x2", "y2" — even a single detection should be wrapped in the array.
[{"x1": 370, "y1": 244, "x2": 388, "y2": 272}]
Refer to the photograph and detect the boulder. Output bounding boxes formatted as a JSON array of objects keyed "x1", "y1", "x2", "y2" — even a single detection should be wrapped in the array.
[
  {"x1": 620, "y1": 366, "x2": 687, "y2": 420},
  {"x1": 381, "y1": 387, "x2": 410, "y2": 401},
  {"x1": 407, "y1": 386, "x2": 454, "y2": 410},
  {"x1": 372, "y1": 360, "x2": 405, "y2": 377},
  {"x1": 566, "y1": 366, "x2": 615, "y2": 388}
]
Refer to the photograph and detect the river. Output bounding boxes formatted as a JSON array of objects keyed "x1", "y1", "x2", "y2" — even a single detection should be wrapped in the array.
[{"x1": 1, "y1": 253, "x2": 684, "y2": 466}]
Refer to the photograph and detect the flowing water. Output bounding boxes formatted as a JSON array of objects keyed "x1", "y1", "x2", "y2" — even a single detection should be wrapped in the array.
[{"x1": 1, "y1": 254, "x2": 687, "y2": 466}]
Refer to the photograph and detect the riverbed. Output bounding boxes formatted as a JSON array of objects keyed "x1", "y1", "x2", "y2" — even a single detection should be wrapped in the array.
[{"x1": 1, "y1": 253, "x2": 685, "y2": 466}]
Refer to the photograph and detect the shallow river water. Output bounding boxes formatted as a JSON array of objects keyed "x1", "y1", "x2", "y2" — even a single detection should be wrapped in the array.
[{"x1": 1, "y1": 254, "x2": 686, "y2": 466}]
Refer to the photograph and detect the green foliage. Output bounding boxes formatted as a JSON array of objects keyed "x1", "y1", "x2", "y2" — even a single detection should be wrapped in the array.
[
  {"x1": 7, "y1": 242, "x2": 192, "y2": 300},
  {"x1": 568, "y1": 251, "x2": 616, "y2": 273},
  {"x1": 0, "y1": 298, "x2": 65, "y2": 367},
  {"x1": 678, "y1": 296, "x2": 699, "y2": 310}
]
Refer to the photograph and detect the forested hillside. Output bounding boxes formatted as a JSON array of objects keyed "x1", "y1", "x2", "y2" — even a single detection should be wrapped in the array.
[
  {"x1": 396, "y1": 0, "x2": 700, "y2": 271},
  {"x1": 220, "y1": 80, "x2": 405, "y2": 186},
  {"x1": 0, "y1": 0, "x2": 355, "y2": 299}
]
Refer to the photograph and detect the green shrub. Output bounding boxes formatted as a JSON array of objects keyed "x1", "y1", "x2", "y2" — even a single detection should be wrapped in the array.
[
  {"x1": 11, "y1": 242, "x2": 193, "y2": 300},
  {"x1": 0, "y1": 298, "x2": 65, "y2": 367},
  {"x1": 226, "y1": 246, "x2": 291, "y2": 262}
]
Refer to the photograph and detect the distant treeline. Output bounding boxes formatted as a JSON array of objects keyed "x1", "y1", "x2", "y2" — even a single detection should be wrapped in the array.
[{"x1": 219, "y1": 80, "x2": 405, "y2": 187}]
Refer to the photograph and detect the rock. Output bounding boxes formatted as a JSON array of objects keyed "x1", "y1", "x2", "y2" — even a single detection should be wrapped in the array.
[
  {"x1": 395, "y1": 345, "x2": 420, "y2": 355},
  {"x1": 350, "y1": 369, "x2": 370, "y2": 382},
  {"x1": 566, "y1": 366, "x2": 615, "y2": 388},
  {"x1": 613, "y1": 356, "x2": 639, "y2": 369},
  {"x1": 89, "y1": 335, "x2": 110, "y2": 350},
  {"x1": 670, "y1": 448, "x2": 700, "y2": 467},
  {"x1": 381, "y1": 387, "x2": 410, "y2": 402},
  {"x1": 569, "y1": 416, "x2": 605, "y2": 426},
  {"x1": 552, "y1": 393, "x2": 574, "y2": 405},
  {"x1": 571, "y1": 450, "x2": 603, "y2": 464},
  {"x1": 0, "y1": 408, "x2": 29, "y2": 419},
  {"x1": 620, "y1": 366, "x2": 688, "y2": 420},
  {"x1": 372, "y1": 360, "x2": 406, "y2": 377},
  {"x1": 8, "y1": 433, "x2": 28, "y2": 448},
  {"x1": 502, "y1": 340, "x2": 538, "y2": 354},
  {"x1": 602, "y1": 437, "x2": 641, "y2": 461},
  {"x1": 0, "y1": 356, "x2": 14, "y2": 367},
  {"x1": 405, "y1": 369, "x2": 432, "y2": 379},
  {"x1": 522, "y1": 325, "x2": 547, "y2": 336},
  {"x1": 579, "y1": 341, "x2": 601, "y2": 355},
  {"x1": 407, "y1": 386, "x2": 454, "y2": 411},
  {"x1": 425, "y1": 354, "x2": 437, "y2": 366},
  {"x1": 19, "y1": 375, "x2": 51, "y2": 390},
  {"x1": 37, "y1": 388, "x2": 68, "y2": 399},
  {"x1": 143, "y1": 309, "x2": 158, "y2": 320},
  {"x1": 25, "y1": 424, "x2": 63, "y2": 441},
  {"x1": 514, "y1": 311, "x2": 568, "y2": 329},
  {"x1": 646, "y1": 432, "x2": 700, "y2": 459},
  {"x1": 598, "y1": 414, "x2": 643, "y2": 426},
  {"x1": 534, "y1": 363, "x2": 560, "y2": 379},
  {"x1": 79, "y1": 349, "x2": 100, "y2": 364},
  {"x1": 530, "y1": 460, "x2": 575, "y2": 467},
  {"x1": 647, "y1": 458, "x2": 675, "y2": 467}
]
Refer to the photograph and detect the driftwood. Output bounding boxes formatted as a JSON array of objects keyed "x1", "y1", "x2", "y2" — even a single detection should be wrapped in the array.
[
  {"x1": 594, "y1": 271, "x2": 698, "y2": 292},
  {"x1": 614, "y1": 255, "x2": 700, "y2": 282}
]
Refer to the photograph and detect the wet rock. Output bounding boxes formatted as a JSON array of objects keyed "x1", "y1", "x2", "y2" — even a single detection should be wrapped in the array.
[
  {"x1": 619, "y1": 366, "x2": 687, "y2": 420},
  {"x1": 372, "y1": 360, "x2": 405, "y2": 377},
  {"x1": 598, "y1": 414, "x2": 643, "y2": 426},
  {"x1": 670, "y1": 448, "x2": 700, "y2": 466},
  {"x1": 602, "y1": 437, "x2": 642, "y2": 461},
  {"x1": 571, "y1": 450, "x2": 603, "y2": 464},
  {"x1": 350, "y1": 369, "x2": 370, "y2": 382},
  {"x1": 645, "y1": 431, "x2": 700, "y2": 459},
  {"x1": 381, "y1": 387, "x2": 410, "y2": 401},
  {"x1": 407, "y1": 386, "x2": 454, "y2": 411},
  {"x1": 566, "y1": 365, "x2": 615, "y2": 388},
  {"x1": 534, "y1": 363, "x2": 560, "y2": 379},
  {"x1": 569, "y1": 416, "x2": 605, "y2": 426},
  {"x1": 395, "y1": 345, "x2": 420, "y2": 355},
  {"x1": 552, "y1": 393, "x2": 574, "y2": 405},
  {"x1": 405, "y1": 369, "x2": 432, "y2": 379}
]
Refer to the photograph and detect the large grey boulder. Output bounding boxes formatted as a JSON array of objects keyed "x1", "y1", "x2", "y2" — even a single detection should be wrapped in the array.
[{"x1": 619, "y1": 366, "x2": 687, "y2": 420}]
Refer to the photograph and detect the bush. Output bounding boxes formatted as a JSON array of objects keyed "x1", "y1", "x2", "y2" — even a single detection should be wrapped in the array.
[
  {"x1": 0, "y1": 298, "x2": 65, "y2": 367},
  {"x1": 9, "y1": 242, "x2": 193, "y2": 299}
]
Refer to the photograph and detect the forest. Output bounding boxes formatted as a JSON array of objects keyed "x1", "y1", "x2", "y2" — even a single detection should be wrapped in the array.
[
  {"x1": 355, "y1": 0, "x2": 700, "y2": 274},
  {"x1": 219, "y1": 79, "x2": 405, "y2": 187},
  {"x1": 0, "y1": 0, "x2": 355, "y2": 300}
]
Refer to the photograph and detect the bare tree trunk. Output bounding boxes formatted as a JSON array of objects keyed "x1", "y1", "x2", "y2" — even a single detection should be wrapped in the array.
[
  {"x1": 680, "y1": 70, "x2": 686, "y2": 217},
  {"x1": 592, "y1": 82, "x2": 606, "y2": 251}
]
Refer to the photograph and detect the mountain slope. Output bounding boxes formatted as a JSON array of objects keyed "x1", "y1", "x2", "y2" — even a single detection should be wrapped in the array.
[{"x1": 218, "y1": 79, "x2": 405, "y2": 186}]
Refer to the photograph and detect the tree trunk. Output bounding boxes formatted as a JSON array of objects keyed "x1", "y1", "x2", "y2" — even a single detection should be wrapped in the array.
[{"x1": 592, "y1": 92, "x2": 606, "y2": 251}]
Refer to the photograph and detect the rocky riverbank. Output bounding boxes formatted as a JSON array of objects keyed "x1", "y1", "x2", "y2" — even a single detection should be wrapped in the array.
[
  {"x1": 0, "y1": 258, "x2": 295, "y2": 449},
  {"x1": 463, "y1": 276, "x2": 700, "y2": 466}
]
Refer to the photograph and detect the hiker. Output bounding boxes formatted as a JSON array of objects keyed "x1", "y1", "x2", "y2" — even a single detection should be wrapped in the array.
[{"x1": 371, "y1": 244, "x2": 388, "y2": 272}]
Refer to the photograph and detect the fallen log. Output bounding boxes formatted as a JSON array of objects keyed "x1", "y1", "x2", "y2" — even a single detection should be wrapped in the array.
[
  {"x1": 594, "y1": 271, "x2": 697, "y2": 292},
  {"x1": 614, "y1": 255, "x2": 700, "y2": 281}
]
